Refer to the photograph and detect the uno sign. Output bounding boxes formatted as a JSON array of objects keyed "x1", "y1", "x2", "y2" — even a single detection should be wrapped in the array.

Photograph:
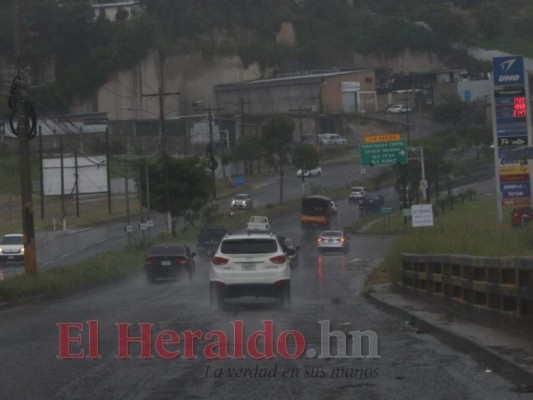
[{"x1": 493, "y1": 56, "x2": 525, "y2": 85}]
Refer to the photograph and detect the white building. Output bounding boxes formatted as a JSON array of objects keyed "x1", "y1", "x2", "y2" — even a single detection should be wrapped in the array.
[{"x1": 91, "y1": 1, "x2": 143, "y2": 21}]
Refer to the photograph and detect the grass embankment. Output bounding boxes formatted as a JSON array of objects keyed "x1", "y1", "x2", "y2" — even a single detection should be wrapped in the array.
[
  {"x1": 0, "y1": 248, "x2": 146, "y2": 303},
  {"x1": 363, "y1": 193, "x2": 533, "y2": 287}
]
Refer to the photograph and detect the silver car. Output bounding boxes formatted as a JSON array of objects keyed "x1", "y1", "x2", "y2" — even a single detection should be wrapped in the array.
[
  {"x1": 317, "y1": 230, "x2": 350, "y2": 254},
  {"x1": 230, "y1": 193, "x2": 253, "y2": 209}
]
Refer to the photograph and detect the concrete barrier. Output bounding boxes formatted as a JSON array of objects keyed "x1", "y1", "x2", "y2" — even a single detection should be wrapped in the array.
[{"x1": 401, "y1": 253, "x2": 533, "y2": 317}]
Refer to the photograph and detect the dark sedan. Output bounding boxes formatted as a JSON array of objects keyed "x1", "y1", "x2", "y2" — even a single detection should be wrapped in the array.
[{"x1": 144, "y1": 244, "x2": 196, "y2": 282}]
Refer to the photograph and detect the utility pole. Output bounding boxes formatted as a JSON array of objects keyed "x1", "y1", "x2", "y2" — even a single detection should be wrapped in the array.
[
  {"x1": 105, "y1": 127, "x2": 112, "y2": 215},
  {"x1": 236, "y1": 95, "x2": 250, "y2": 139},
  {"x1": 398, "y1": 96, "x2": 412, "y2": 146},
  {"x1": 74, "y1": 149, "x2": 80, "y2": 217},
  {"x1": 60, "y1": 135, "x2": 65, "y2": 228},
  {"x1": 124, "y1": 157, "x2": 131, "y2": 245},
  {"x1": 289, "y1": 106, "x2": 312, "y2": 196},
  {"x1": 193, "y1": 102, "x2": 224, "y2": 200},
  {"x1": 289, "y1": 106, "x2": 312, "y2": 143},
  {"x1": 11, "y1": 0, "x2": 37, "y2": 274},
  {"x1": 38, "y1": 125, "x2": 44, "y2": 220},
  {"x1": 141, "y1": 50, "x2": 179, "y2": 235}
]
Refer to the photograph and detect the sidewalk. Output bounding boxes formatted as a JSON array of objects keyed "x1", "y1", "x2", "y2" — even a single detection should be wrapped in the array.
[{"x1": 368, "y1": 282, "x2": 533, "y2": 388}]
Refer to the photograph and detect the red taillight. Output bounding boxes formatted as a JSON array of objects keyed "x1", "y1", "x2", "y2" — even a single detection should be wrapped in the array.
[
  {"x1": 212, "y1": 256, "x2": 229, "y2": 265},
  {"x1": 269, "y1": 255, "x2": 287, "y2": 264},
  {"x1": 145, "y1": 257, "x2": 158, "y2": 265},
  {"x1": 175, "y1": 256, "x2": 188, "y2": 264}
]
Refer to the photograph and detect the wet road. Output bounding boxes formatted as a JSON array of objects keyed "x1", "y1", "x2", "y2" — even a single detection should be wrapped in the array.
[{"x1": 0, "y1": 196, "x2": 525, "y2": 400}]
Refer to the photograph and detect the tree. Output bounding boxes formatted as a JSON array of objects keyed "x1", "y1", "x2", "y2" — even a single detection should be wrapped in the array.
[
  {"x1": 219, "y1": 149, "x2": 233, "y2": 181},
  {"x1": 137, "y1": 156, "x2": 212, "y2": 237},
  {"x1": 471, "y1": 1, "x2": 505, "y2": 40},
  {"x1": 292, "y1": 144, "x2": 319, "y2": 170},
  {"x1": 432, "y1": 95, "x2": 463, "y2": 124},
  {"x1": 260, "y1": 116, "x2": 295, "y2": 204},
  {"x1": 233, "y1": 134, "x2": 262, "y2": 174}
]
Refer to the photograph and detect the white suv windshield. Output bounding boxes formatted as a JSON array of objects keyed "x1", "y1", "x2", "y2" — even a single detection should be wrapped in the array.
[
  {"x1": 221, "y1": 238, "x2": 278, "y2": 254},
  {"x1": 0, "y1": 236, "x2": 22, "y2": 245}
]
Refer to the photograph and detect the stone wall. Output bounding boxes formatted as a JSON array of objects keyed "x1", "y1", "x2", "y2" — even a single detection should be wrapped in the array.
[{"x1": 70, "y1": 51, "x2": 266, "y2": 121}]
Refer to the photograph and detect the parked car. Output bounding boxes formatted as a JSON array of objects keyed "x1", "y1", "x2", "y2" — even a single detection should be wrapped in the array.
[
  {"x1": 511, "y1": 206, "x2": 533, "y2": 227},
  {"x1": 348, "y1": 186, "x2": 366, "y2": 203},
  {"x1": 327, "y1": 133, "x2": 348, "y2": 145},
  {"x1": 386, "y1": 104, "x2": 410, "y2": 114},
  {"x1": 294, "y1": 134, "x2": 317, "y2": 144},
  {"x1": 196, "y1": 226, "x2": 228, "y2": 257},
  {"x1": 317, "y1": 133, "x2": 347, "y2": 145},
  {"x1": 317, "y1": 230, "x2": 350, "y2": 254},
  {"x1": 317, "y1": 134, "x2": 335, "y2": 145},
  {"x1": 230, "y1": 193, "x2": 253, "y2": 209},
  {"x1": 247, "y1": 216, "x2": 271, "y2": 234},
  {"x1": 0, "y1": 233, "x2": 24, "y2": 265},
  {"x1": 209, "y1": 233, "x2": 291, "y2": 308},
  {"x1": 296, "y1": 166, "x2": 322, "y2": 177},
  {"x1": 144, "y1": 243, "x2": 196, "y2": 282}
]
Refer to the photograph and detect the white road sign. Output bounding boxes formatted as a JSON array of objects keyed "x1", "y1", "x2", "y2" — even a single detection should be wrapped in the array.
[{"x1": 411, "y1": 204, "x2": 434, "y2": 227}]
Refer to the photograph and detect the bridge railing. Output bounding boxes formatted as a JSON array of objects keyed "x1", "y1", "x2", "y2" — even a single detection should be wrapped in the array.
[{"x1": 401, "y1": 253, "x2": 533, "y2": 317}]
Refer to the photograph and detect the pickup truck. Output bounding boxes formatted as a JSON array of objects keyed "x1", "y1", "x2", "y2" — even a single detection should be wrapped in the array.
[{"x1": 246, "y1": 216, "x2": 271, "y2": 234}]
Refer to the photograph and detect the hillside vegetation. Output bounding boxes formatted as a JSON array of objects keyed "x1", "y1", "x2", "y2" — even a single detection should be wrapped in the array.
[{"x1": 1, "y1": 0, "x2": 532, "y2": 116}]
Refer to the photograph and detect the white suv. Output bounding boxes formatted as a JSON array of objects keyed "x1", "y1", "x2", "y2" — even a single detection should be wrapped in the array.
[{"x1": 209, "y1": 233, "x2": 291, "y2": 308}]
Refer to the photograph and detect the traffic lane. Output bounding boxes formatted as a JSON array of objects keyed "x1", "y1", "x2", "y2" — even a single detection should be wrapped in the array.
[
  {"x1": 0, "y1": 210, "x2": 524, "y2": 399},
  {"x1": 135, "y1": 221, "x2": 522, "y2": 399},
  {"x1": 0, "y1": 216, "x2": 168, "y2": 279},
  {"x1": 243, "y1": 164, "x2": 366, "y2": 209}
]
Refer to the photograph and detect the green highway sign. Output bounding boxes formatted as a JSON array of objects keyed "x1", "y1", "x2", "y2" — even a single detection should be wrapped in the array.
[
  {"x1": 359, "y1": 140, "x2": 408, "y2": 166},
  {"x1": 379, "y1": 206, "x2": 393, "y2": 214}
]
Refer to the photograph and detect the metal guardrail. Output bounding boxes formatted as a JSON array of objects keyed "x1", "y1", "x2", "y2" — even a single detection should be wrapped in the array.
[{"x1": 401, "y1": 254, "x2": 533, "y2": 317}]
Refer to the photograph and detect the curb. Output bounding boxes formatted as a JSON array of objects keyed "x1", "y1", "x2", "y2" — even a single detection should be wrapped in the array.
[{"x1": 366, "y1": 284, "x2": 533, "y2": 388}]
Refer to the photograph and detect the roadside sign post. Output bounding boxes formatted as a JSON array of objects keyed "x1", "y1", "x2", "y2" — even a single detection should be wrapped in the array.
[
  {"x1": 411, "y1": 204, "x2": 434, "y2": 227},
  {"x1": 380, "y1": 206, "x2": 393, "y2": 227},
  {"x1": 491, "y1": 55, "x2": 532, "y2": 222},
  {"x1": 359, "y1": 140, "x2": 408, "y2": 166}
]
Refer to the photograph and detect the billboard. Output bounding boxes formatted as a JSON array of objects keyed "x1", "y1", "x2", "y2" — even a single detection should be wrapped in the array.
[
  {"x1": 190, "y1": 120, "x2": 220, "y2": 144},
  {"x1": 492, "y1": 55, "x2": 532, "y2": 213},
  {"x1": 43, "y1": 156, "x2": 108, "y2": 195}
]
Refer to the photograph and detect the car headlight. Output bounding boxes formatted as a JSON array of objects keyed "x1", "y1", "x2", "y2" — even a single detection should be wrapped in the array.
[{"x1": 20, "y1": 247, "x2": 24, "y2": 254}]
